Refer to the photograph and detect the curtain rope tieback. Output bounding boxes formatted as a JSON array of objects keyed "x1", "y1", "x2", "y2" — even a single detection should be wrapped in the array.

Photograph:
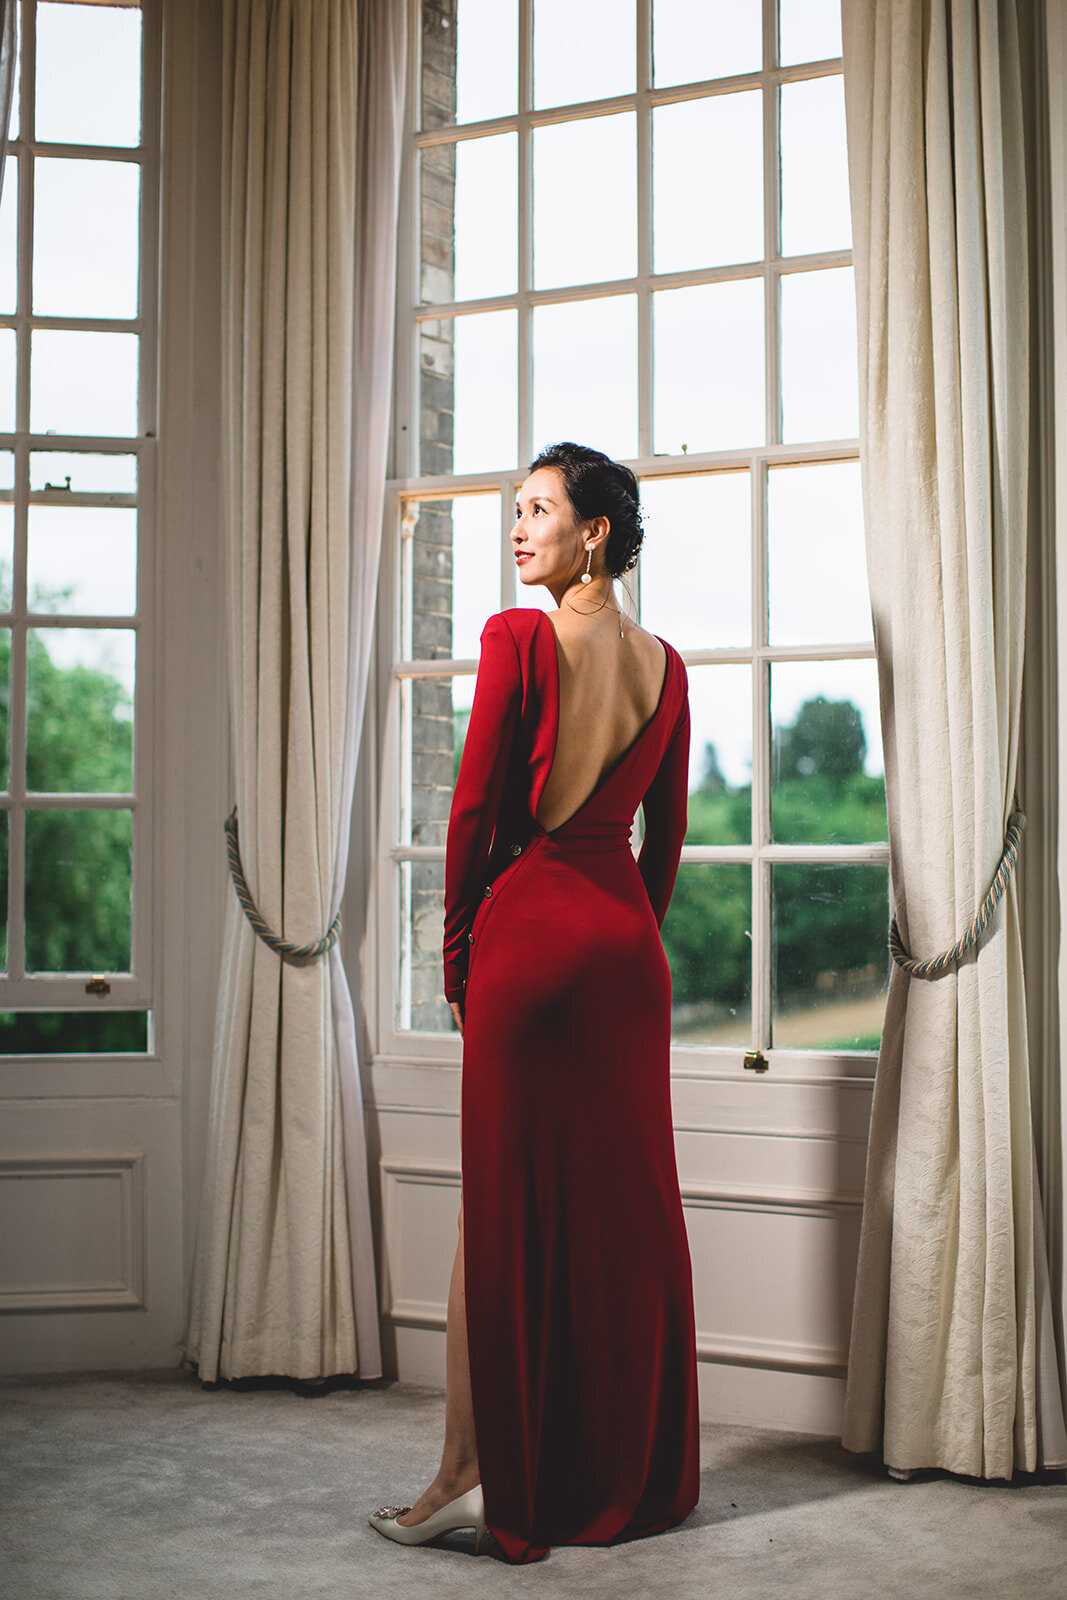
[
  {"x1": 224, "y1": 805, "x2": 342, "y2": 961},
  {"x1": 889, "y1": 807, "x2": 1026, "y2": 979}
]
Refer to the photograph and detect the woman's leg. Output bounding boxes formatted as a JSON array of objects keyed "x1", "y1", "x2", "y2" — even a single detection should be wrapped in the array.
[{"x1": 396, "y1": 1201, "x2": 480, "y2": 1525}]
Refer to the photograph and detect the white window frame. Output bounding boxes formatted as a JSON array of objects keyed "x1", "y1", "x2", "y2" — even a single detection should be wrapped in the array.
[
  {"x1": 0, "y1": 0, "x2": 159, "y2": 1015},
  {"x1": 377, "y1": 0, "x2": 887, "y2": 1081}
]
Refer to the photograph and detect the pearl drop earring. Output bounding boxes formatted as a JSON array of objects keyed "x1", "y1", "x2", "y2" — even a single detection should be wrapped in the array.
[{"x1": 581, "y1": 544, "x2": 593, "y2": 583}]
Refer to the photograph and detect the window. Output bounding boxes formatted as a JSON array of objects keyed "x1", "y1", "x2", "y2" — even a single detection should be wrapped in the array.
[
  {"x1": 382, "y1": 0, "x2": 887, "y2": 1069},
  {"x1": 0, "y1": 1, "x2": 156, "y2": 1053}
]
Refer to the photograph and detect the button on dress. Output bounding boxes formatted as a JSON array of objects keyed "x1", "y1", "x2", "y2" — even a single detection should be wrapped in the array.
[{"x1": 443, "y1": 607, "x2": 699, "y2": 1564}]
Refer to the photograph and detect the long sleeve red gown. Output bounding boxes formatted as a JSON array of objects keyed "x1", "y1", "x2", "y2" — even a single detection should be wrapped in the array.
[{"x1": 443, "y1": 606, "x2": 700, "y2": 1564}]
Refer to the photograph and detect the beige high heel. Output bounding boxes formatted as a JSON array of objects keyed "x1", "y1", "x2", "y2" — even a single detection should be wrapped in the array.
[{"x1": 368, "y1": 1483, "x2": 487, "y2": 1553}]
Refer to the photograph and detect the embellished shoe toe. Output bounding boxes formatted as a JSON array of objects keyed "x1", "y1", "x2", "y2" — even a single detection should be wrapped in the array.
[{"x1": 368, "y1": 1483, "x2": 487, "y2": 1553}]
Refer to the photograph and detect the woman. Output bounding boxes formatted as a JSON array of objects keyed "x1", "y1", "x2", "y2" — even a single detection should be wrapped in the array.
[{"x1": 369, "y1": 442, "x2": 700, "y2": 1562}]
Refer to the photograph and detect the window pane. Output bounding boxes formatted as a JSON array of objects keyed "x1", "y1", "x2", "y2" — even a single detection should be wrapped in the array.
[
  {"x1": 685, "y1": 664, "x2": 752, "y2": 845},
  {"x1": 401, "y1": 676, "x2": 447, "y2": 850},
  {"x1": 654, "y1": 279, "x2": 765, "y2": 454},
  {"x1": 653, "y1": 0, "x2": 761, "y2": 85},
  {"x1": 533, "y1": 295, "x2": 637, "y2": 461},
  {"x1": 534, "y1": 0, "x2": 635, "y2": 108},
  {"x1": 421, "y1": 132, "x2": 517, "y2": 304},
  {"x1": 779, "y1": 0, "x2": 842, "y2": 65},
  {"x1": 35, "y1": 2, "x2": 142, "y2": 148},
  {"x1": 639, "y1": 472, "x2": 750, "y2": 649},
  {"x1": 771, "y1": 660, "x2": 885, "y2": 844},
  {"x1": 30, "y1": 452, "x2": 137, "y2": 493},
  {"x1": 455, "y1": 135, "x2": 515, "y2": 298},
  {"x1": 458, "y1": 0, "x2": 517, "y2": 124},
  {"x1": 423, "y1": 0, "x2": 518, "y2": 129},
  {"x1": 25, "y1": 807, "x2": 133, "y2": 974},
  {"x1": 27, "y1": 629, "x2": 134, "y2": 793},
  {"x1": 451, "y1": 497, "x2": 501, "y2": 656},
  {"x1": 780, "y1": 267, "x2": 858, "y2": 443},
  {"x1": 0, "y1": 327, "x2": 14, "y2": 430},
  {"x1": 780, "y1": 76, "x2": 851, "y2": 257},
  {"x1": 772, "y1": 864, "x2": 887, "y2": 1051},
  {"x1": 0, "y1": 158, "x2": 17, "y2": 314},
  {"x1": 402, "y1": 496, "x2": 500, "y2": 663},
  {"x1": 33, "y1": 158, "x2": 140, "y2": 318},
  {"x1": 454, "y1": 309, "x2": 517, "y2": 473},
  {"x1": 400, "y1": 669, "x2": 474, "y2": 851},
  {"x1": 28, "y1": 507, "x2": 137, "y2": 616},
  {"x1": 0, "y1": 1010, "x2": 149, "y2": 1054},
  {"x1": 768, "y1": 460, "x2": 870, "y2": 644},
  {"x1": 654, "y1": 94, "x2": 763, "y2": 273},
  {"x1": 419, "y1": 311, "x2": 517, "y2": 475},
  {"x1": 31, "y1": 330, "x2": 139, "y2": 437},
  {"x1": 398, "y1": 858, "x2": 452, "y2": 1032},
  {"x1": 661, "y1": 863, "x2": 752, "y2": 1045},
  {"x1": 534, "y1": 115, "x2": 636, "y2": 289},
  {"x1": 0, "y1": 505, "x2": 12, "y2": 611}
]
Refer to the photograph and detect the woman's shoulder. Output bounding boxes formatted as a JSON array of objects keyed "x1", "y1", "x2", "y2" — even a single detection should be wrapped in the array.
[
  {"x1": 486, "y1": 606, "x2": 543, "y2": 632},
  {"x1": 478, "y1": 607, "x2": 548, "y2": 651}
]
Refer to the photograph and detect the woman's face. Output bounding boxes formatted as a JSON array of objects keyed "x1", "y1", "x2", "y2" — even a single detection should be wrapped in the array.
[{"x1": 511, "y1": 466, "x2": 590, "y2": 590}]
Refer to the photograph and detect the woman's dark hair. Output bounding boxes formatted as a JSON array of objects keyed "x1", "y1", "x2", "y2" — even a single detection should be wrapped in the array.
[{"x1": 529, "y1": 441, "x2": 644, "y2": 578}]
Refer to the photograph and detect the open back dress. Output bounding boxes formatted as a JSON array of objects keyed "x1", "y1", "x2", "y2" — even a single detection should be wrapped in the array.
[{"x1": 443, "y1": 606, "x2": 700, "y2": 1564}]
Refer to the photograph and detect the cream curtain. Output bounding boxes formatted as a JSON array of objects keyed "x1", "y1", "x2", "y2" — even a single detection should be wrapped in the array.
[
  {"x1": 840, "y1": 0, "x2": 1067, "y2": 1474},
  {"x1": 184, "y1": 0, "x2": 406, "y2": 1381}
]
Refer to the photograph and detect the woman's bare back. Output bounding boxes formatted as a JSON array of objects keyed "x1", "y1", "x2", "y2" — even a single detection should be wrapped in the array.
[{"x1": 534, "y1": 607, "x2": 668, "y2": 834}]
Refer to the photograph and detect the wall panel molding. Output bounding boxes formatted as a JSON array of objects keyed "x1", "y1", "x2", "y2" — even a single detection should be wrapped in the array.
[
  {"x1": 0, "y1": 1153, "x2": 146, "y2": 1313},
  {"x1": 377, "y1": 1154, "x2": 857, "y2": 1378}
]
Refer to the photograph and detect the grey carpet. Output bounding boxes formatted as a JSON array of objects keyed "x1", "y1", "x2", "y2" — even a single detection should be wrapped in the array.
[{"x1": 0, "y1": 1370, "x2": 1063, "y2": 1599}]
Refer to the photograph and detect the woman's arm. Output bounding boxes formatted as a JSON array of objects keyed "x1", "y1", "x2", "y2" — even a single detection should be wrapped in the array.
[
  {"x1": 637, "y1": 680, "x2": 691, "y2": 929},
  {"x1": 442, "y1": 613, "x2": 522, "y2": 1004}
]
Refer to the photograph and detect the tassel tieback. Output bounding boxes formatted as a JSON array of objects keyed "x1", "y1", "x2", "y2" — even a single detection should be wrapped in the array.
[
  {"x1": 224, "y1": 805, "x2": 342, "y2": 961},
  {"x1": 889, "y1": 808, "x2": 1026, "y2": 979}
]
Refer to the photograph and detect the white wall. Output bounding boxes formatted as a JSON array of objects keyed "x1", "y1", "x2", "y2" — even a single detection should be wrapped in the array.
[{"x1": 367, "y1": 1050, "x2": 869, "y2": 1434}]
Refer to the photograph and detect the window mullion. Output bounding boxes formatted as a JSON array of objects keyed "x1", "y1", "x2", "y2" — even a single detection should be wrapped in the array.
[
  {"x1": 752, "y1": 448, "x2": 771, "y2": 1052},
  {"x1": 762, "y1": 0, "x2": 781, "y2": 450},
  {"x1": 636, "y1": 0, "x2": 652, "y2": 460},
  {"x1": 517, "y1": 0, "x2": 533, "y2": 465}
]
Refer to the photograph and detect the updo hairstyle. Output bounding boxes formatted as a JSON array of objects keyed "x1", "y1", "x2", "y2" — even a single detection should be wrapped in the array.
[{"x1": 529, "y1": 441, "x2": 644, "y2": 578}]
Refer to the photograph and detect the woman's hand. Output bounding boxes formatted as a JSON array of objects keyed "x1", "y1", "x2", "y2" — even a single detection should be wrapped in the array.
[{"x1": 449, "y1": 999, "x2": 465, "y2": 1037}]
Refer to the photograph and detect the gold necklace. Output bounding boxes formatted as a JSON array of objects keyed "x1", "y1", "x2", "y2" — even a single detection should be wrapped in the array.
[{"x1": 566, "y1": 595, "x2": 625, "y2": 638}]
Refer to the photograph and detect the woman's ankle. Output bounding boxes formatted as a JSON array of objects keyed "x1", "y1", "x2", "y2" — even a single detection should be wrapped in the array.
[{"x1": 437, "y1": 1458, "x2": 480, "y2": 1492}]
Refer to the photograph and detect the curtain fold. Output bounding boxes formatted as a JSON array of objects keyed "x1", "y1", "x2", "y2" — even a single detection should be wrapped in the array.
[
  {"x1": 184, "y1": 0, "x2": 406, "y2": 1381},
  {"x1": 840, "y1": 0, "x2": 1066, "y2": 1474}
]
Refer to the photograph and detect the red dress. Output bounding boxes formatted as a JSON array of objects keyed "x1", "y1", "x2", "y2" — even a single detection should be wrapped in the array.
[{"x1": 443, "y1": 606, "x2": 699, "y2": 1564}]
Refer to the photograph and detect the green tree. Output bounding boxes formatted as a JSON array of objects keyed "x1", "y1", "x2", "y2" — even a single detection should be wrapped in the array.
[
  {"x1": 697, "y1": 740, "x2": 727, "y2": 794},
  {"x1": 660, "y1": 696, "x2": 889, "y2": 1015},
  {"x1": 773, "y1": 694, "x2": 867, "y2": 781},
  {"x1": 0, "y1": 627, "x2": 141, "y2": 1053}
]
